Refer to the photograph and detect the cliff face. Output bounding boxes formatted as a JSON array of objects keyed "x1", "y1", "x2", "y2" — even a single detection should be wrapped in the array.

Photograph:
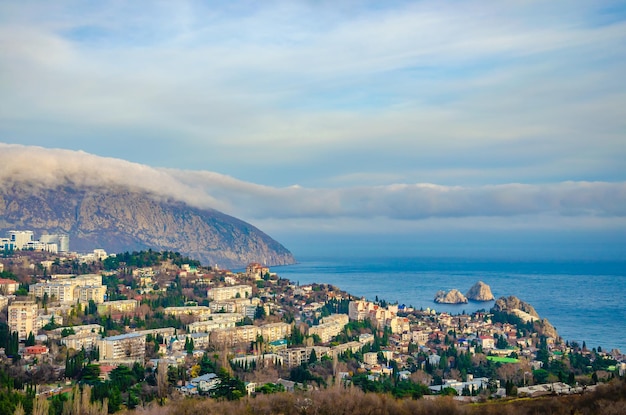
[
  {"x1": 492, "y1": 296, "x2": 559, "y2": 339},
  {"x1": 466, "y1": 281, "x2": 495, "y2": 301},
  {"x1": 434, "y1": 289, "x2": 468, "y2": 304},
  {"x1": 493, "y1": 295, "x2": 539, "y2": 317},
  {"x1": 0, "y1": 182, "x2": 295, "y2": 269}
]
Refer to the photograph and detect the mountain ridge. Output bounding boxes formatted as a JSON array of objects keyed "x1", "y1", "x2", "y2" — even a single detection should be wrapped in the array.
[{"x1": 0, "y1": 180, "x2": 295, "y2": 269}]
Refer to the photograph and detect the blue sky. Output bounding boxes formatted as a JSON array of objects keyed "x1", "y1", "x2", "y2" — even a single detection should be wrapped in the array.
[{"x1": 1, "y1": 1, "x2": 625, "y2": 259}]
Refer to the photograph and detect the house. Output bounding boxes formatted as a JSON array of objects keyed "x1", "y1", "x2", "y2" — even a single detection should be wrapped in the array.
[
  {"x1": 25, "y1": 345, "x2": 48, "y2": 356},
  {"x1": 0, "y1": 278, "x2": 19, "y2": 295},
  {"x1": 190, "y1": 373, "x2": 221, "y2": 393},
  {"x1": 245, "y1": 382, "x2": 256, "y2": 396},
  {"x1": 480, "y1": 335, "x2": 495, "y2": 350},
  {"x1": 363, "y1": 352, "x2": 378, "y2": 366}
]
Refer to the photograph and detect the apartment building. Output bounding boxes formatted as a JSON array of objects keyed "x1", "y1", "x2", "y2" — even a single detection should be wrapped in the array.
[
  {"x1": 363, "y1": 352, "x2": 378, "y2": 366},
  {"x1": 8, "y1": 301, "x2": 37, "y2": 340},
  {"x1": 30, "y1": 274, "x2": 105, "y2": 304},
  {"x1": 331, "y1": 341, "x2": 363, "y2": 357},
  {"x1": 307, "y1": 314, "x2": 349, "y2": 343},
  {"x1": 0, "y1": 278, "x2": 19, "y2": 295},
  {"x1": 35, "y1": 314, "x2": 64, "y2": 330},
  {"x1": 210, "y1": 325, "x2": 259, "y2": 346},
  {"x1": 97, "y1": 300, "x2": 138, "y2": 315},
  {"x1": 209, "y1": 297, "x2": 260, "y2": 314},
  {"x1": 277, "y1": 346, "x2": 330, "y2": 367},
  {"x1": 50, "y1": 324, "x2": 103, "y2": 339},
  {"x1": 98, "y1": 332, "x2": 146, "y2": 361},
  {"x1": 164, "y1": 306, "x2": 211, "y2": 318},
  {"x1": 62, "y1": 332, "x2": 101, "y2": 351},
  {"x1": 188, "y1": 319, "x2": 237, "y2": 334},
  {"x1": 76, "y1": 285, "x2": 107, "y2": 304},
  {"x1": 207, "y1": 285, "x2": 252, "y2": 301},
  {"x1": 258, "y1": 322, "x2": 292, "y2": 343}
]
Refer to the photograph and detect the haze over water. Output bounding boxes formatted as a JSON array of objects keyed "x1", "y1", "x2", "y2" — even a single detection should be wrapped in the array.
[{"x1": 276, "y1": 256, "x2": 626, "y2": 353}]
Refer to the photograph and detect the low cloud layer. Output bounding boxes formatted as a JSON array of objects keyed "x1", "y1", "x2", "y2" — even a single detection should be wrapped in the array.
[{"x1": 2, "y1": 144, "x2": 624, "y2": 227}]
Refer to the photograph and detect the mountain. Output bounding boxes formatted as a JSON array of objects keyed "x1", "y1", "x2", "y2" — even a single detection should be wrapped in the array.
[{"x1": 0, "y1": 181, "x2": 295, "y2": 269}]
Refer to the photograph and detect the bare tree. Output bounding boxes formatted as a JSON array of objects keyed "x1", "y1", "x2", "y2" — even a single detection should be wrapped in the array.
[
  {"x1": 157, "y1": 361, "x2": 168, "y2": 404},
  {"x1": 33, "y1": 395, "x2": 49, "y2": 415}
]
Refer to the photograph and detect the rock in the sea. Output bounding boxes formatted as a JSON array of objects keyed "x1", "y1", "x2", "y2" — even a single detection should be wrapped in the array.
[
  {"x1": 434, "y1": 289, "x2": 468, "y2": 304},
  {"x1": 466, "y1": 281, "x2": 495, "y2": 301}
]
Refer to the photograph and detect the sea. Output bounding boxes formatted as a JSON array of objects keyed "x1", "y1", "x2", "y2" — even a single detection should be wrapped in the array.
[{"x1": 273, "y1": 256, "x2": 626, "y2": 353}]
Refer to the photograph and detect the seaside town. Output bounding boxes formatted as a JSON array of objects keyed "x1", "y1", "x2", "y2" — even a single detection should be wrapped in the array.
[{"x1": 0, "y1": 230, "x2": 624, "y2": 414}]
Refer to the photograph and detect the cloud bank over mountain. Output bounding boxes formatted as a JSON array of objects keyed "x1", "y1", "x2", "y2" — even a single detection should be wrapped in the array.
[{"x1": 2, "y1": 144, "x2": 624, "y2": 230}]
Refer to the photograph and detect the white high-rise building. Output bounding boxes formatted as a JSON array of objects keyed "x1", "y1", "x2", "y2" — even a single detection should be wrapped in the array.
[
  {"x1": 8, "y1": 231, "x2": 34, "y2": 249},
  {"x1": 40, "y1": 234, "x2": 70, "y2": 252}
]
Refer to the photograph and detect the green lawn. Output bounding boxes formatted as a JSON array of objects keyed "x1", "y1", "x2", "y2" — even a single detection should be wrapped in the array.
[{"x1": 487, "y1": 356, "x2": 520, "y2": 364}]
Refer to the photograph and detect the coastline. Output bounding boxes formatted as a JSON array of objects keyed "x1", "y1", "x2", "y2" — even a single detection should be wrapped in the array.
[{"x1": 275, "y1": 255, "x2": 626, "y2": 353}]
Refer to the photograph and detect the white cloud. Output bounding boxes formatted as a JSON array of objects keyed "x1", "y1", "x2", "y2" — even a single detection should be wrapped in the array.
[
  {"x1": 0, "y1": 1, "x2": 624, "y2": 191},
  {"x1": 2, "y1": 144, "x2": 624, "y2": 228}
]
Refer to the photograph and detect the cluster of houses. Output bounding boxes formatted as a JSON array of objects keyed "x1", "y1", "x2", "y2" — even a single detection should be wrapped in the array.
[{"x1": 1, "y1": 247, "x2": 624, "y2": 400}]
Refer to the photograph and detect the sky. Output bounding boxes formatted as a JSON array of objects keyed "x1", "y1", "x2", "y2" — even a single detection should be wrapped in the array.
[{"x1": 1, "y1": 1, "x2": 625, "y2": 259}]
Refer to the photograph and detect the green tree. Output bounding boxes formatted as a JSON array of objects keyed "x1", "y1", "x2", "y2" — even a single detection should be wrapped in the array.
[{"x1": 25, "y1": 332, "x2": 35, "y2": 347}]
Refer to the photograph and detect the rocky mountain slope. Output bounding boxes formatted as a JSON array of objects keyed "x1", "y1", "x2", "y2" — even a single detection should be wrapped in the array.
[
  {"x1": 492, "y1": 295, "x2": 559, "y2": 339},
  {"x1": 0, "y1": 181, "x2": 295, "y2": 269}
]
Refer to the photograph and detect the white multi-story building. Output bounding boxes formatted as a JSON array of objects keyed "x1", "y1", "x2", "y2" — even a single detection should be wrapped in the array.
[
  {"x1": 62, "y1": 332, "x2": 101, "y2": 351},
  {"x1": 188, "y1": 319, "x2": 237, "y2": 334},
  {"x1": 207, "y1": 285, "x2": 252, "y2": 301},
  {"x1": 277, "y1": 346, "x2": 330, "y2": 367},
  {"x1": 209, "y1": 298, "x2": 260, "y2": 314},
  {"x1": 8, "y1": 301, "x2": 37, "y2": 340},
  {"x1": 24, "y1": 240, "x2": 58, "y2": 253},
  {"x1": 210, "y1": 325, "x2": 259, "y2": 346},
  {"x1": 307, "y1": 314, "x2": 349, "y2": 343},
  {"x1": 30, "y1": 282, "x2": 74, "y2": 303},
  {"x1": 348, "y1": 300, "x2": 407, "y2": 333},
  {"x1": 36, "y1": 314, "x2": 64, "y2": 330},
  {"x1": 76, "y1": 285, "x2": 107, "y2": 304},
  {"x1": 30, "y1": 274, "x2": 105, "y2": 304},
  {"x1": 98, "y1": 332, "x2": 146, "y2": 361},
  {"x1": 97, "y1": 300, "x2": 138, "y2": 315},
  {"x1": 259, "y1": 322, "x2": 292, "y2": 343},
  {"x1": 0, "y1": 238, "x2": 16, "y2": 251},
  {"x1": 8, "y1": 231, "x2": 34, "y2": 249},
  {"x1": 0, "y1": 278, "x2": 19, "y2": 295},
  {"x1": 164, "y1": 306, "x2": 211, "y2": 318},
  {"x1": 50, "y1": 324, "x2": 103, "y2": 339},
  {"x1": 39, "y1": 234, "x2": 70, "y2": 252}
]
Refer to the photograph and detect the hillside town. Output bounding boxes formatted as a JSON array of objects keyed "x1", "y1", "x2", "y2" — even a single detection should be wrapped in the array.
[{"x1": 0, "y1": 230, "x2": 624, "y2": 414}]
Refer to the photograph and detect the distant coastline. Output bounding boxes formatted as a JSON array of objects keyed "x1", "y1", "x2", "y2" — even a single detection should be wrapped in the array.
[{"x1": 277, "y1": 255, "x2": 626, "y2": 353}]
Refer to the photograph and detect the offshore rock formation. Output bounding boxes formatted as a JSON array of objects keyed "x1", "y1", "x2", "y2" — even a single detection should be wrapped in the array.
[
  {"x1": 0, "y1": 181, "x2": 295, "y2": 269},
  {"x1": 434, "y1": 289, "x2": 468, "y2": 304},
  {"x1": 492, "y1": 296, "x2": 559, "y2": 339},
  {"x1": 466, "y1": 281, "x2": 495, "y2": 301}
]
